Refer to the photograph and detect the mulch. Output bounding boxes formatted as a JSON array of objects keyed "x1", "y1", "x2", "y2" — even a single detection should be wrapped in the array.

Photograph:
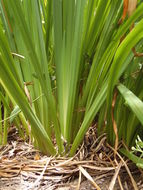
[{"x1": 0, "y1": 126, "x2": 143, "y2": 190}]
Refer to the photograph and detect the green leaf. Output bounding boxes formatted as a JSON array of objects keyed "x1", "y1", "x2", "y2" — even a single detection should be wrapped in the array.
[
  {"x1": 120, "y1": 148, "x2": 143, "y2": 169},
  {"x1": 10, "y1": 105, "x2": 21, "y2": 124},
  {"x1": 118, "y1": 84, "x2": 143, "y2": 126}
]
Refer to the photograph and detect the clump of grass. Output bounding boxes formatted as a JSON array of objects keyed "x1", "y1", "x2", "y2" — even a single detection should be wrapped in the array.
[{"x1": 0, "y1": 0, "x2": 143, "y2": 162}]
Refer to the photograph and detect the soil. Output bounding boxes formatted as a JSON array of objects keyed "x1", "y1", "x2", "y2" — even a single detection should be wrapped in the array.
[
  {"x1": 0, "y1": 127, "x2": 143, "y2": 190},
  {"x1": 0, "y1": 174, "x2": 143, "y2": 190}
]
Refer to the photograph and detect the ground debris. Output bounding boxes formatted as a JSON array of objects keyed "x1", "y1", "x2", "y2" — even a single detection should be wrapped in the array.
[{"x1": 0, "y1": 127, "x2": 143, "y2": 190}]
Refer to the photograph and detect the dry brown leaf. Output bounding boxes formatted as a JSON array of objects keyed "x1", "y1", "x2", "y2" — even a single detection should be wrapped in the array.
[{"x1": 79, "y1": 165, "x2": 101, "y2": 190}]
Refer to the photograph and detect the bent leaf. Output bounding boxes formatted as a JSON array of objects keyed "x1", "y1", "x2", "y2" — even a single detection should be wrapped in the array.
[{"x1": 118, "y1": 83, "x2": 143, "y2": 126}]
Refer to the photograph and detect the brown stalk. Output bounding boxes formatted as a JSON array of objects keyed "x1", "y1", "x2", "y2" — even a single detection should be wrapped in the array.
[
  {"x1": 111, "y1": 90, "x2": 118, "y2": 157},
  {"x1": 24, "y1": 82, "x2": 33, "y2": 107},
  {"x1": 120, "y1": 0, "x2": 143, "y2": 57}
]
